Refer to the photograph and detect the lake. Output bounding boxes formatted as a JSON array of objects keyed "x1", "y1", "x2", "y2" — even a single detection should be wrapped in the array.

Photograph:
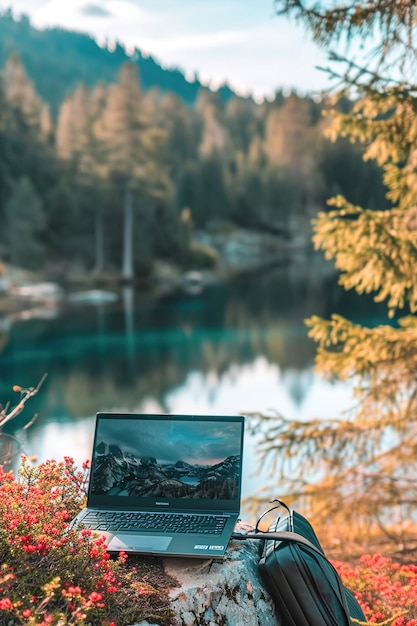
[{"x1": 0, "y1": 256, "x2": 388, "y2": 518}]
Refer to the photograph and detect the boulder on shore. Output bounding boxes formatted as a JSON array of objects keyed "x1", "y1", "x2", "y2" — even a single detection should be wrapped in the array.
[{"x1": 133, "y1": 537, "x2": 278, "y2": 626}]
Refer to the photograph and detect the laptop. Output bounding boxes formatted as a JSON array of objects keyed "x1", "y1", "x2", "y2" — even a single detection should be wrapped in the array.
[{"x1": 70, "y1": 412, "x2": 245, "y2": 558}]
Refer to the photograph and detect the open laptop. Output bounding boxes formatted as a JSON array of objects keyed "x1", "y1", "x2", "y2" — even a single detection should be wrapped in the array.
[{"x1": 70, "y1": 412, "x2": 245, "y2": 558}]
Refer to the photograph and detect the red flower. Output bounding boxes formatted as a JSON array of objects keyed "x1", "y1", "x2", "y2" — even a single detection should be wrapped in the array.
[
  {"x1": 0, "y1": 598, "x2": 13, "y2": 610},
  {"x1": 88, "y1": 591, "x2": 103, "y2": 603},
  {"x1": 0, "y1": 456, "x2": 168, "y2": 625}
]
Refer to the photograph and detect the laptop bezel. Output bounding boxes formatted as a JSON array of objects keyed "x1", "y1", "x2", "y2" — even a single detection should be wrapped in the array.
[{"x1": 86, "y1": 412, "x2": 245, "y2": 514}]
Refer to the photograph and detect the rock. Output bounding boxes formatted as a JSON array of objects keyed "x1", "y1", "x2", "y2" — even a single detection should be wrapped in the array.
[
  {"x1": 13, "y1": 281, "x2": 64, "y2": 302},
  {"x1": 195, "y1": 228, "x2": 290, "y2": 274},
  {"x1": 66, "y1": 289, "x2": 118, "y2": 304},
  {"x1": 133, "y1": 537, "x2": 278, "y2": 626}
]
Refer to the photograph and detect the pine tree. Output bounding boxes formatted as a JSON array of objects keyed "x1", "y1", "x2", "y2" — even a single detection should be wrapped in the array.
[
  {"x1": 3, "y1": 53, "x2": 51, "y2": 141},
  {"x1": 56, "y1": 84, "x2": 90, "y2": 164},
  {"x1": 196, "y1": 90, "x2": 226, "y2": 157},
  {"x1": 5, "y1": 176, "x2": 45, "y2": 268},
  {"x1": 56, "y1": 83, "x2": 108, "y2": 273},
  {"x1": 94, "y1": 62, "x2": 167, "y2": 279},
  {"x1": 157, "y1": 91, "x2": 199, "y2": 183},
  {"x1": 263, "y1": 94, "x2": 321, "y2": 230},
  {"x1": 250, "y1": 1, "x2": 417, "y2": 558}
]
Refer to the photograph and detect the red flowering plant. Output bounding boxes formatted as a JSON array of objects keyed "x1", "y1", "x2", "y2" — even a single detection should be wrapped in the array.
[
  {"x1": 0, "y1": 456, "x2": 174, "y2": 626},
  {"x1": 334, "y1": 553, "x2": 417, "y2": 626}
]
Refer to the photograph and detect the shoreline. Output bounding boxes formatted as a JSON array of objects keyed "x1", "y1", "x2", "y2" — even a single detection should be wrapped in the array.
[{"x1": 0, "y1": 228, "x2": 333, "y2": 317}]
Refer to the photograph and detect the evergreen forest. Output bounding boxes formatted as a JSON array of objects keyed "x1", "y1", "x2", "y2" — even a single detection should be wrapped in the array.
[{"x1": 0, "y1": 10, "x2": 389, "y2": 282}]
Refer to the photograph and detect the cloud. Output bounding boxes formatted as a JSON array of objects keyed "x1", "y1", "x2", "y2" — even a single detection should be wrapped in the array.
[
  {"x1": 139, "y1": 29, "x2": 248, "y2": 56},
  {"x1": 0, "y1": 0, "x2": 43, "y2": 14},
  {"x1": 2, "y1": 0, "x2": 329, "y2": 98},
  {"x1": 30, "y1": 0, "x2": 160, "y2": 35},
  {"x1": 143, "y1": 20, "x2": 328, "y2": 100},
  {"x1": 98, "y1": 417, "x2": 242, "y2": 464}
]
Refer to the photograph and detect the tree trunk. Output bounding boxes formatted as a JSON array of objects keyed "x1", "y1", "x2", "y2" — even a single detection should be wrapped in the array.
[{"x1": 122, "y1": 182, "x2": 134, "y2": 281}]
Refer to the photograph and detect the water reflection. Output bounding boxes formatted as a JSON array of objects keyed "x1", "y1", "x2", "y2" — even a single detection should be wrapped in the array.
[
  {"x1": 16, "y1": 357, "x2": 353, "y2": 502},
  {"x1": 0, "y1": 260, "x2": 387, "y2": 508},
  {"x1": 122, "y1": 285, "x2": 136, "y2": 377}
]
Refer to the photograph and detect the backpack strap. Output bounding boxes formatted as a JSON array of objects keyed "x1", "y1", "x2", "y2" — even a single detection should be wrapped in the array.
[{"x1": 232, "y1": 529, "x2": 323, "y2": 555}]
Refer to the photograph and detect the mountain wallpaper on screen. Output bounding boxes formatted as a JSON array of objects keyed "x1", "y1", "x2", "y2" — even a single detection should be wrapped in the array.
[{"x1": 91, "y1": 442, "x2": 241, "y2": 500}]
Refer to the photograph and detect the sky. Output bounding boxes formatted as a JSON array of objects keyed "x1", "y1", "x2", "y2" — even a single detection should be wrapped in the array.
[
  {"x1": 95, "y1": 417, "x2": 243, "y2": 465},
  {"x1": 0, "y1": 0, "x2": 331, "y2": 101}
]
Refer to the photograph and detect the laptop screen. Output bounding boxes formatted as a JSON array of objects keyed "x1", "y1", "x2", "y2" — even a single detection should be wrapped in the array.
[{"x1": 87, "y1": 413, "x2": 245, "y2": 512}]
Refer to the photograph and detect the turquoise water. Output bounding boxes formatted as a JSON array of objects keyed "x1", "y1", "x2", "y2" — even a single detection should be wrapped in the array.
[{"x1": 0, "y1": 261, "x2": 389, "y2": 511}]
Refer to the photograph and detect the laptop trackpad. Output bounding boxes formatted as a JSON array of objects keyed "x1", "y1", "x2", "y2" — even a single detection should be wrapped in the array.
[{"x1": 108, "y1": 534, "x2": 172, "y2": 552}]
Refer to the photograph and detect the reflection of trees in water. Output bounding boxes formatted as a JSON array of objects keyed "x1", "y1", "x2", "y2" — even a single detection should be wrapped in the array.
[{"x1": 0, "y1": 261, "x2": 389, "y2": 426}]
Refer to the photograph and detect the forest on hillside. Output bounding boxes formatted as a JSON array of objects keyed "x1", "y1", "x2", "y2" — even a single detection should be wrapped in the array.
[
  {"x1": 0, "y1": 8, "x2": 237, "y2": 110},
  {"x1": 0, "y1": 12, "x2": 390, "y2": 282}
]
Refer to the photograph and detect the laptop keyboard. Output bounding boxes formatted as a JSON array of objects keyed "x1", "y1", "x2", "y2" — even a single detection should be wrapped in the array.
[{"x1": 81, "y1": 511, "x2": 228, "y2": 535}]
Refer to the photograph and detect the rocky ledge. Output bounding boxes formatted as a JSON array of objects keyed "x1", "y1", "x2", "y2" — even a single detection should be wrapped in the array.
[{"x1": 133, "y1": 536, "x2": 278, "y2": 626}]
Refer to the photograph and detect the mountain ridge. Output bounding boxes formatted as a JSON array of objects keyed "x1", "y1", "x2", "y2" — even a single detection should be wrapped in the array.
[
  {"x1": 0, "y1": 9, "x2": 241, "y2": 114},
  {"x1": 91, "y1": 443, "x2": 241, "y2": 499}
]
